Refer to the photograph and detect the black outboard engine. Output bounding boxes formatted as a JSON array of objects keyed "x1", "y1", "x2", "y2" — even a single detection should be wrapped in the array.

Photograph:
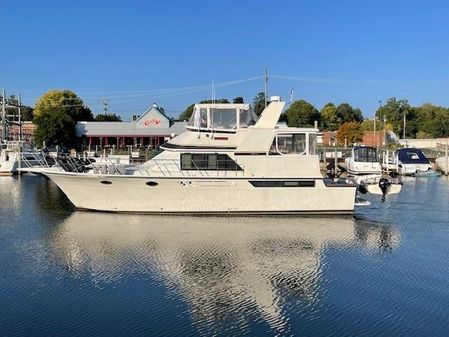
[{"x1": 378, "y1": 178, "x2": 391, "y2": 202}]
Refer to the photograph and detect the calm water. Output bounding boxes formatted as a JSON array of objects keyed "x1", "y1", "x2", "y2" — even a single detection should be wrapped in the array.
[{"x1": 1, "y1": 175, "x2": 449, "y2": 337}]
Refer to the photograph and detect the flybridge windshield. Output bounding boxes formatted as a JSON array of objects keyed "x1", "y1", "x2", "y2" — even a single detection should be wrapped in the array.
[{"x1": 187, "y1": 104, "x2": 258, "y2": 131}]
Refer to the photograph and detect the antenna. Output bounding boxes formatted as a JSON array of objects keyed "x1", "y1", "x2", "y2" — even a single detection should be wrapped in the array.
[{"x1": 264, "y1": 67, "x2": 269, "y2": 108}]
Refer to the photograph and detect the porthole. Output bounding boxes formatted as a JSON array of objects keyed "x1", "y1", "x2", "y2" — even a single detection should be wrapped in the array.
[
  {"x1": 100, "y1": 180, "x2": 112, "y2": 185},
  {"x1": 146, "y1": 181, "x2": 158, "y2": 187}
]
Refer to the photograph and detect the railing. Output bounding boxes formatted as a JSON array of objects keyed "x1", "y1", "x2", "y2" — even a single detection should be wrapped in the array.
[{"x1": 18, "y1": 152, "x2": 51, "y2": 169}]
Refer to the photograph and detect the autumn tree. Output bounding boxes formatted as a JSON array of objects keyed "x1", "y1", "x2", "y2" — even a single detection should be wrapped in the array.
[
  {"x1": 33, "y1": 90, "x2": 93, "y2": 147},
  {"x1": 286, "y1": 99, "x2": 319, "y2": 127},
  {"x1": 336, "y1": 122, "x2": 363, "y2": 146}
]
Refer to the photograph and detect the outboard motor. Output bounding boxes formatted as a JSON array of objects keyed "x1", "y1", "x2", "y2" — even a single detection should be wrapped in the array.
[{"x1": 378, "y1": 178, "x2": 391, "y2": 202}]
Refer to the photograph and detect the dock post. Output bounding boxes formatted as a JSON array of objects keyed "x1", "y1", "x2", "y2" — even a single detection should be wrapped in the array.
[
  {"x1": 445, "y1": 140, "x2": 448, "y2": 176},
  {"x1": 334, "y1": 147, "x2": 337, "y2": 176}
]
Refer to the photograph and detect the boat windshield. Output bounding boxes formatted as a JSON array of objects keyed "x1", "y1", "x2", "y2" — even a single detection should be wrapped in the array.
[
  {"x1": 187, "y1": 104, "x2": 257, "y2": 131},
  {"x1": 354, "y1": 147, "x2": 378, "y2": 162}
]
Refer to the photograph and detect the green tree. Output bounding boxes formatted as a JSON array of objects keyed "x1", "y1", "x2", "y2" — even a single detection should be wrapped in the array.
[
  {"x1": 376, "y1": 98, "x2": 414, "y2": 138},
  {"x1": 33, "y1": 90, "x2": 93, "y2": 147},
  {"x1": 95, "y1": 113, "x2": 122, "y2": 122},
  {"x1": 415, "y1": 103, "x2": 449, "y2": 138},
  {"x1": 178, "y1": 99, "x2": 229, "y2": 120},
  {"x1": 34, "y1": 110, "x2": 75, "y2": 147},
  {"x1": 320, "y1": 103, "x2": 338, "y2": 130},
  {"x1": 335, "y1": 103, "x2": 363, "y2": 124},
  {"x1": 285, "y1": 99, "x2": 319, "y2": 127},
  {"x1": 336, "y1": 122, "x2": 364, "y2": 146},
  {"x1": 233, "y1": 96, "x2": 244, "y2": 103},
  {"x1": 360, "y1": 119, "x2": 382, "y2": 132},
  {"x1": 252, "y1": 92, "x2": 266, "y2": 116}
]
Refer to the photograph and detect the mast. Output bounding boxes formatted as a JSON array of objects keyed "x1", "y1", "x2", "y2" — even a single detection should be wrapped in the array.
[
  {"x1": 18, "y1": 94, "x2": 22, "y2": 142},
  {"x1": 1, "y1": 89, "x2": 6, "y2": 142}
]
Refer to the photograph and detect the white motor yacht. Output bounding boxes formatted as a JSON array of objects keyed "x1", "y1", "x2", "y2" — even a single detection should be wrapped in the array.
[
  {"x1": 40, "y1": 99, "x2": 367, "y2": 215},
  {"x1": 345, "y1": 146, "x2": 382, "y2": 175}
]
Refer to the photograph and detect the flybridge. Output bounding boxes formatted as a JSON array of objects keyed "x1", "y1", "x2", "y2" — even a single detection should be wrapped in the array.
[{"x1": 186, "y1": 103, "x2": 258, "y2": 132}]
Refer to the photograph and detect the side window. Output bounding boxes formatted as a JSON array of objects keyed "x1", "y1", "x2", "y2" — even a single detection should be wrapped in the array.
[
  {"x1": 308, "y1": 134, "x2": 317, "y2": 155},
  {"x1": 181, "y1": 153, "x2": 242, "y2": 170},
  {"x1": 276, "y1": 134, "x2": 306, "y2": 155}
]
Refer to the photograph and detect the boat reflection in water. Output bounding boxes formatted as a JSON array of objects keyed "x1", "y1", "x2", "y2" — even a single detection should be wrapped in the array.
[{"x1": 52, "y1": 213, "x2": 400, "y2": 335}]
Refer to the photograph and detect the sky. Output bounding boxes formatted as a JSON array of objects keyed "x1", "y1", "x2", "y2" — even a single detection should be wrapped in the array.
[{"x1": 2, "y1": 0, "x2": 449, "y2": 120}]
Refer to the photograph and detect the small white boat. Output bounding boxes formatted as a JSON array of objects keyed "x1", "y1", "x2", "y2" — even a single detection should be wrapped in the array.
[
  {"x1": 435, "y1": 156, "x2": 449, "y2": 174},
  {"x1": 0, "y1": 141, "x2": 47, "y2": 175},
  {"x1": 394, "y1": 148, "x2": 433, "y2": 176},
  {"x1": 345, "y1": 146, "x2": 382, "y2": 175}
]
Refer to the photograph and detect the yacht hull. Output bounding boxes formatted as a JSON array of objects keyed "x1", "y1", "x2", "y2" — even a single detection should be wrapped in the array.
[{"x1": 44, "y1": 172, "x2": 357, "y2": 215}]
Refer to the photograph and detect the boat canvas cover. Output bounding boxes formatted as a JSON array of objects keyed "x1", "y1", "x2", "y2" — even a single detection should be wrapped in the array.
[
  {"x1": 353, "y1": 146, "x2": 378, "y2": 162},
  {"x1": 397, "y1": 148, "x2": 430, "y2": 164}
]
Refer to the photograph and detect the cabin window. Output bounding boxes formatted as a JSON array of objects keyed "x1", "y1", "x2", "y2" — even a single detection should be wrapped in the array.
[
  {"x1": 239, "y1": 108, "x2": 258, "y2": 128},
  {"x1": 406, "y1": 152, "x2": 420, "y2": 160},
  {"x1": 274, "y1": 133, "x2": 307, "y2": 155},
  {"x1": 181, "y1": 153, "x2": 242, "y2": 170},
  {"x1": 210, "y1": 108, "x2": 237, "y2": 130},
  {"x1": 309, "y1": 134, "x2": 317, "y2": 155},
  {"x1": 354, "y1": 147, "x2": 378, "y2": 162}
]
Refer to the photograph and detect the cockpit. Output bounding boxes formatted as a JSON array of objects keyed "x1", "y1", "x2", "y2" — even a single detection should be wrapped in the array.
[{"x1": 186, "y1": 103, "x2": 258, "y2": 132}]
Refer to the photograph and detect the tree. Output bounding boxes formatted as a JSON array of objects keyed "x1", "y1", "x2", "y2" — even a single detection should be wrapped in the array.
[
  {"x1": 320, "y1": 103, "x2": 338, "y2": 130},
  {"x1": 33, "y1": 90, "x2": 93, "y2": 147},
  {"x1": 335, "y1": 103, "x2": 363, "y2": 124},
  {"x1": 34, "y1": 110, "x2": 75, "y2": 147},
  {"x1": 178, "y1": 99, "x2": 229, "y2": 120},
  {"x1": 252, "y1": 92, "x2": 265, "y2": 116},
  {"x1": 376, "y1": 98, "x2": 413, "y2": 138},
  {"x1": 233, "y1": 96, "x2": 244, "y2": 104},
  {"x1": 285, "y1": 99, "x2": 319, "y2": 127},
  {"x1": 415, "y1": 103, "x2": 449, "y2": 138},
  {"x1": 336, "y1": 122, "x2": 363, "y2": 146},
  {"x1": 95, "y1": 113, "x2": 122, "y2": 122},
  {"x1": 360, "y1": 119, "x2": 382, "y2": 132}
]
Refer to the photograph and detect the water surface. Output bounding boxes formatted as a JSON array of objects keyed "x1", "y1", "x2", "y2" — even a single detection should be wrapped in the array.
[{"x1": 1, "y1": 174, "x2": 449, "y2": 336}]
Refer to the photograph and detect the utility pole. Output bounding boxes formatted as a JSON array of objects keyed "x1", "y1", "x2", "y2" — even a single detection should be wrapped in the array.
[
  {"x1": 2, "y1": 89, "x2": 6, "y2": 142},
  {"x1": 375, "y1": 100, "x2": 382, "y2": 148},
  {"x1": 103, "y1": 98, "x2": 109, "y2": 115},
  {"x1": 403, "y1": 108, "x2": 407, "y2": 140},
  {"x1": 264, "y1": 67, "x2": 269, "y2": 108}
]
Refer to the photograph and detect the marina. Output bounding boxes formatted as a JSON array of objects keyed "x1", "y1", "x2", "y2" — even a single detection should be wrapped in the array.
[
  {"x1": 2, "y1": 1, "x2": 449, "y2": 335},
  {"x1": 1, "y1": 174, "x2": 449, "y2": 336}
]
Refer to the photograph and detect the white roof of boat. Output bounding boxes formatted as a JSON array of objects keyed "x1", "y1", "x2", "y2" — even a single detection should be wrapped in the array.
[
  {"x1": 236, "y1": 126, "x2": 319, "y2": 153},
  {"x1": 194, "y1": 103, "x2": 250, "y2": 109},
  {"x1": 235, "y1": 129, "x2": 275, "y2": 153}
]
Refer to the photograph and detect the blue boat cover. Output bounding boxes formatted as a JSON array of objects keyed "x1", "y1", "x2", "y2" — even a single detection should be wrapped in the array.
[{"x1": 397, "y1": 148, "x2": 430, "y2": 164}]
